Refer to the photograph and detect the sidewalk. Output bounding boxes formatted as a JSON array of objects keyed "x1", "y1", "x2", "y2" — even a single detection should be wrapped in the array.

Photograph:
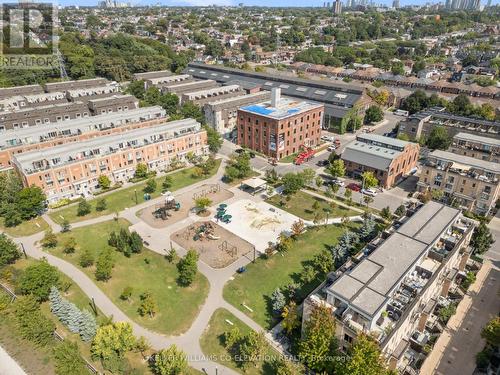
[
  {"x1": 420, "y1": 260, "x2": 499, "y2": 375},
  {"x1": 0, "y1": 345, "x2": 26, "y2": 375}
]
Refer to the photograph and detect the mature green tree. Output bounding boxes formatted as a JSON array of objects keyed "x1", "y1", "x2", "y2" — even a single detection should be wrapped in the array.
[
  {"x1": 203, "y1": 125, "x2": 223, "y2": 153},
  {"x1": 98, "y1": 175, "x2": 111, "y2": 190},
  {"x1": 426, "y1": 126, "x2": 451, "y2": 150},
  {"x1": 180, "y1": 102, "x2": 204, "y2": 124},
  {"x1": 18, "y1": 260, "x2": 60, "y2": 302},
  {"x1": 328, "y1": 159, "x2": 345, "y2": 179},
  {"x1": 95, "y1": 249, "x2": 114, "y2": 281},
  {"x1": 151, "y1": 345, "x2": 188, "y2": 375},
  {"x1": 77, "y1": 199, "x2": 92, "y2": 217},
  {"x1": 138, "y1": 291, "x2": 157, "y2": 318},
  {"x1": 281, "y1": 300, "x2": 300, "y2": 336},
  {"x1": 134, "y1": 163, "x2": 149, "y2": 179},
  {"x1": 177, "y1": 249, "x2": 199, "y2": 286},
  {"x1": 470, "y1": 222, "x2": 495, "y2": 255},
  {"x1": 144, "y1": 178, "x2": 157, "y2": 194},
  {"x1": 53, "y1": 341, "x2": 88, "y2": 375},
  {"x1": 126, "y1": 80, "x2": 146, "y2": 100},
  {"x1": 91, "y1": 322, "x2": 136, "y2": 360},
  {"x1": 276, "y1": 231, "x2": 292, "y2": 253},
  {"x1": 61, "y1": 219, "x2": 71, "y2": 233},
  {"x1": 162, "y1": 175, "x2": 173, "y2": 192},
  {"x1": 298, "y1": 303, "x2": 338, "y2": 373},
  {"x1": 95, "y1": 198, "x2": 107, "y2": 212},
  {"x1": 335, "y1": 334, "x2": 394, "y2": 375},
  {"x1": 364, "y1": 105, "x2": 384, "y2": 124},
  {"x1": 271, "y1": 288, "x2": 286, "y2": 313},
  {"x1": 362, "y1": 171, "x2": 378, "y2": 188},
  {"x1": 481, "y1": 317, "x2": 500, "y2": 347},
  {"x1": 0, "y1": 234, "x2": 21, "y2": 267},
  {"x1": 224, "y1": 152, "x2": 252, "y2": 182},
  {"x1": 63, "y1": 237, "x2": 77, "y2": 254},
  {"x1": 16, "y1": 186, "x2": 46, "y2": 220},
  {"x1": 79, "y1": 249, "x2": 94, "y2": 268},
  {"x1": 13, "y1": 295, "x2": 55, "y2": 346},
  {"x1": 281, "y1": 173, "x2": 305, "y2": 196}
]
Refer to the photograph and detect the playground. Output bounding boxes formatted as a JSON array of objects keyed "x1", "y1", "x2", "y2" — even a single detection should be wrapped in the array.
[
  {"x1": 138, "y1": 183, "x2": 233, "y2": 228},
  {"x1": 172, "y1": 221, "x2": 254, "y2": 268},
  {"x1": 213, "y1": 199, "x2": 299, "y2": 254}
]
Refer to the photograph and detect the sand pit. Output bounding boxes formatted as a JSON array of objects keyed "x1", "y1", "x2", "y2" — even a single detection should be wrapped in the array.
[
  {"x1": 138, "y1": 184, "x2": 234, "y2": 228},
  {"x1": 172, "y1": 221, "x2": 254, "y2": 268}
]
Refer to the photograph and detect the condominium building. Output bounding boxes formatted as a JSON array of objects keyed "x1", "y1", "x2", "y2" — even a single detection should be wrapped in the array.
[
  {"x1": 0, "y1": 85, "x2": 44, "y2": 100},
  {"x1": 162, "y1": 79, "x2": 219, "y2": 96},
  {"x1": 0, "y1": 106, "x2": 166, "y2": 171},
  {"x1": 66, "y1": 84, "x2": 120, "y2": 103},
  {"x1": 449, "y1": 132, "x2": 500, "y2": 163},
  {"x1": 398, "y1": 107, "x2": 500, "y2": 141},
  {"x1": 341, "y1": 134, "x2": 420, "y2": 188},
  {"x1": 44, "y1": 78, "x2": 110, "y2": 93},
  {"x1": 204, "y1": 90, "x2": 271, "y2": 136},
  {"x1": 87, "y1": 94, "x2": 139, "y2": 115},
  {"x1": 133, "y1": 70, "x2": 173, "y2": 81},
  {"x1": 181, "y1": 85, "x2": 243, "y2": 106},
  {"x1": 12, "y1": 118, "x2": 208, "y2": 203},
  {"x1": 417, "y1": 150, "x2": 500, "y2": 215},
  {"x1": 143, "y1": 74, "x2": 194, "y2": 90},
  {"x1": 0, "y1": 101, "x2": 90, "y2": 131},
  {"x1": 303, "y1": 201, "x2": 477, "y2": 374},
  {"x1": 237, "y1": 89, "x2": 324, "y2": 159},
  {"x1": 0, "y1": 92, "x2": 68, "y2": 111}
]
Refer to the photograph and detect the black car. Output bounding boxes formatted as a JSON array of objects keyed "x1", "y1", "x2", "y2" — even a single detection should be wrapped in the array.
[{"x1": 316, "y1": 159, "x2": 329, "y2": 167}]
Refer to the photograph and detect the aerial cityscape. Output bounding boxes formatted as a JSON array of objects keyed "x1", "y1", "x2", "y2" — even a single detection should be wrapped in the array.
[{"x1": 0, "y1": 1, "x2": 498, "y2": 375}]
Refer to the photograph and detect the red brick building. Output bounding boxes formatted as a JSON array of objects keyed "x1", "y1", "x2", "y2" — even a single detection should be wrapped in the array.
[{"x1": 237, "y1": 89, "x2": 324, "y2": 159}]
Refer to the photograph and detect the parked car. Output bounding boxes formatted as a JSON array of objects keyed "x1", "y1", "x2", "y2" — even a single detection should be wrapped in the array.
[
  {"x1": 361, "y1": 188, "x2": 378, "y2": 197},
  {"x1": 235, "y1": 148, "x2": 245, "y2": 154},
  {"x1": 317, "y1": 159, "x2": 329, "y2": 167},
  {"x1": 249, "y1": 151, "x2": 256, "y2": 158},
  {"x1": 327, "y1": 145, "x2": 337, "y2": 152},
  {"x1": 347, "y1": 183, "x2": 361, "y2": 192},
  {"x1": 332, "y1": 178, "x2": 345, "y2": 187}
]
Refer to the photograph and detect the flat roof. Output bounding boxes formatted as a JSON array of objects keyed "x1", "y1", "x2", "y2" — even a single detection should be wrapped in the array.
[
  {"x1": 357, "y1": 133, "x2": 410, "y2": 149},
  {"x1": 453, "y1": 132, "x2": 500, "y2": 146},
  {"x1": 15, "y1": 118, "x2": 201, "y2": 172},
  {"x1": 327, "y1": 201, "x2": 460, "y2": 318},
  {"x1": 341, "y1": 141, "x2": 401, "y2": 171},
  {"x1": 239, "y1": 97, "x2": 323, "y2": 120},
  {"x1": 0, "y1": 106, "x2": 166, "y2": 149},
  {"x1": 429, "y1": 149, "x2": 500, "y2": 174}
]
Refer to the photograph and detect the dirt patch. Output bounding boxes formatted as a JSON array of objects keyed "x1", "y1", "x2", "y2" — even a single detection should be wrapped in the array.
[
  {"x1": 138, "y1": 184, "x2": 234, "y2": 228},
  {"x1": 172, "y1": 221, "x2": 254, "y2": 268}
]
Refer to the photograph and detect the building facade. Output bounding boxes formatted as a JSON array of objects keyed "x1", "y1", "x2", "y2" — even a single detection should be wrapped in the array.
[
  {"x1": 303, "y1": 202, "x2": 477, "y2": 374},
  {"x1": 449, "y1": 132, "x2": 500, "y2": 163},
  {"x1": 341, "y1": 134, "x2": 420, "y2": 188},
  {"x1": 204, "y1": 91, "x2": 271, "y2": 137},
  {"x1": 181, "y1": 85, "x2": 243, "y2": 106},
  {"x1": 0, "y1": 107, "x2": 166, "y2": 171},
  {"x1": 398, "y1": 107, "x2": 500, "y2": 141},
  {"x1": 12, "y1": 119, "x2": 208, "y2": 203},
  {"x1": 417, "y1": 150, "x2": 500, "y2": 215},
  {"x1": 237, "y1": 89, "x2": 324, "y2": 159},
  {"x1": 88, "y1": 95, "x2": 139, "y2": 115}
]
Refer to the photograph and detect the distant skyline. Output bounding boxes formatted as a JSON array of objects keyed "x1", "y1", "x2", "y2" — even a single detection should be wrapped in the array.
[{"x1": 52, "y1": 0, "x2": 499, "y2": 7}]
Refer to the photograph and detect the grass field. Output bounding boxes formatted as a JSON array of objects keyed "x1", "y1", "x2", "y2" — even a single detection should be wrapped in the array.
[
  {"x1": 223, "y1": 223, "x2": 358, "y2": 329},
  {"x1": 0, "y1": 216, "x2": 48, "y2": 237},
  {"x1": 200, "y1": 308, "x2": 280, "y2": 375},
  {"x1": 45, "y1": 219, "x2": 209, "y2": 335},
  {"x1": 49, "y1": 160, "x2": 221, "y2": 224},
  {"x1": 266, "y1": 191, "x2": 359, "y2": 221}
]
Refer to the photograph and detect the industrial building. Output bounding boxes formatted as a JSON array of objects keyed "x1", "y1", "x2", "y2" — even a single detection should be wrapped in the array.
[
  {"x1": 237, "y1": 88, "x2": 324, "y2": 159},
  {"x1": 204, "y1": 90, "x2": 271, "y2": 137},
  {"x1": 185, "y1": 62, "x2": 368, "y2": 132},
  {"x1": 341, "y1": 134, "x2": 420, "y2": 188},
  {"x1": 13, "y1": 118, "x2": 208, "y2": 203}
]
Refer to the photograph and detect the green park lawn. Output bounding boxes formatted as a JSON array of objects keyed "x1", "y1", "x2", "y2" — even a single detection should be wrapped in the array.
[
  {"x1": 0, "y1": 216, "x2": 49, "y2": 237},
  {"x1": 223, "y1": 223, "x2": 358, "y2": 329},
  {"x1": 44, "y1": 219, "x2": 209, "y2": 335},
  {"x1": 200, "y1": 308, "x2": 280, "y2": 375},
  {"x1": 49, "y1": 160, "x2": 221, "y2": 224},
  {"x1": 266, "y1": 191, "x2": 359, "y2": 221}
]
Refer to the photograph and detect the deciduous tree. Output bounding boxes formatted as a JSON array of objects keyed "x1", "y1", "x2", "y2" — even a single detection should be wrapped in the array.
[{"x1": 151, "y1": 345, "x2": 188, "y2": 375}]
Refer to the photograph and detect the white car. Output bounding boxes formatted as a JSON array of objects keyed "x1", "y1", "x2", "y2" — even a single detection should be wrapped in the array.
[
  {"x1": 332, "y1": 178, "x2": 345, "y2": 187},
  {"x1": 361, "y1": 188, "x2": 378, "y2": 197},
  {"x1": 327, "y1": 145, "x2": 337, "y2": 152}
]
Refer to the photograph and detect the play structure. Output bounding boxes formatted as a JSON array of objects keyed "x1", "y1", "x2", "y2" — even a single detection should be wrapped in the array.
[
  {"x1": 193, "y1": 222, "x2": 220, "y2": 241},
  {"x1": 294, "y1": 146, "x2": 315, "y2": 165},
  {"x1": 153, "y1": 192, "x2": 180, "y2": 220},
  {"x1": 215, "y1": 203, "x2": 232, "y2": 224},
  {"x1": 218, "y1": 240, "x2": 238, "y2": 258},
  {"x1": 192, "y1": 184, "x2": 221, "y2": 200}
]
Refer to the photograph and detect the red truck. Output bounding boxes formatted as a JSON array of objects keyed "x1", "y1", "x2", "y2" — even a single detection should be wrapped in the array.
[{"x1": 294, "y1": 147, "x2": 315, "y2": 165}]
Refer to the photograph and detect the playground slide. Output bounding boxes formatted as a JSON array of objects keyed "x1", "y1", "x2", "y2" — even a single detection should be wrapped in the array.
[{"x1": 207, "y1": 234, "x2": 221, "y2": 240}]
